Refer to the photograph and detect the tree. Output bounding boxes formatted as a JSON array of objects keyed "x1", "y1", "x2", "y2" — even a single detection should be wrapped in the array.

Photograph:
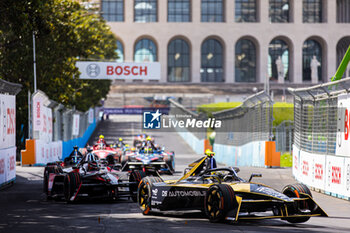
[{"x1": 0, "y1": 0, "x2": 118, "y2": 152}]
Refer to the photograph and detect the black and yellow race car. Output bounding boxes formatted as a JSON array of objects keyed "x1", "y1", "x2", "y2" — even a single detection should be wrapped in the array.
[{"x1": 137, "y1": 155, "x2": 327, "y2": 223}]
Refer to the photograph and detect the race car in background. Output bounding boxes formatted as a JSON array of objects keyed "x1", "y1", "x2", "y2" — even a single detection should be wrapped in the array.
[
  {"x1": 43, "y1": 151, "x2": 146, "y2": 202},
  {"x1": 122, "y1": 138, "x2": 175, "y2": 174},
  {"x1": 133, "y1": 134, "x2": 154, "y2": 148},
  {"x1": 137, "y1": 154, "x2": 327, "y2": 223}
]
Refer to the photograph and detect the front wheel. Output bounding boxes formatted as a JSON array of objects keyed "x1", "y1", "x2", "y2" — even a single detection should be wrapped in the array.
[
  {"x1": 129, "y1": 170, "x2": 146, "y2": 202},
  {"x1": 282, "y1": 183, "x2": 313, "y2": 223},
  {"x1": 64, "y1": 172, "x2": 81, "y2": 203},
  {"x1": 204, "y1": 184, "x2": 238, "y2": 223},
  {"x1": 137, "y1": 177, "x2": 163, "y2": 215}
]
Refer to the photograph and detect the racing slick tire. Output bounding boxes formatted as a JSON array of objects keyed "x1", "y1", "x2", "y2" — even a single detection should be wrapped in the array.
[
  {"x1": 164, "y1": 153, "x2": 175, "y2": 175},
  {"x1": 137, "y1": 176, "x2": 163, "y2": 215},
  {"x1": 282, "y1": 183, "x2": 313, "y2": 223},
  {"x1": 129, "y1": 170, "x2": 147, "y2": 202},
  {"x1": 43, "y1": 165, "x2": 62, "y2": 197},
  {"x1": 204, "y1": 184, "x2": 238, "y2": 223},
  {"x1": 64, "y1": 172, "x2": 82, "y2": 203}
]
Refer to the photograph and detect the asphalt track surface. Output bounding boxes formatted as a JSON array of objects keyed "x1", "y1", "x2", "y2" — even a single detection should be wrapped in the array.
[{"x1": 1, "y1": 115, "x2": 350, "y2": 233}]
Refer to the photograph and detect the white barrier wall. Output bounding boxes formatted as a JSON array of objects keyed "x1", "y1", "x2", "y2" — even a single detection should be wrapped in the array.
[
  {"x1": 35, "y1": 140, "x2": 62, "y2": 165},
  {"x1": 293, "y1": 147, "x2": 350, "y2": 200},
  {"x1": 0, "y1": 94, "x2": 16, "y2": 186}
]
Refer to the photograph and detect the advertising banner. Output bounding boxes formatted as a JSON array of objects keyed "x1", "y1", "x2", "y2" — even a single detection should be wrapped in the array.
[
  {"x1": 345, "y1": 158, "x2": 350, "y2": 198},
  {"x1": 72, "y1": 114, "x2": 80, "y2": 136},
  {"x1": 76, "y1": 61, "x2": 161, "y2": 80},
  {"x1": 292, "y1": 144, "x2": 300, "y2": 180},
  {"x1": 32, "y1": 93, "x2": 44, "y2": 132},
  {"x1": 35, "y1": 140, "x2": 62, "y2": 165},
  {"x1": 0, "y1": 146, "x2": 16, "y2": 185},
  {"x1": 325, "y1": 155, "x2": 345, "y2": 196},
  {"x1": 336, "y1": 93, "x2": 350, "y2": 157},
  {"x1": 0, "y1": 94, "x2": 16, "y2": 150},
  {"x1": 312, "y1": 153, "x2": 326, "y2": 191},
  {"x1": 299, "y1": 150, "x2": 313, "y2": 186}
]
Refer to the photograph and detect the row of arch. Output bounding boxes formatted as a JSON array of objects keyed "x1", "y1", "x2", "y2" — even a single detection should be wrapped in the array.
[{"x1": 116, "y1": 36, "x2": 350, "y2": 82}]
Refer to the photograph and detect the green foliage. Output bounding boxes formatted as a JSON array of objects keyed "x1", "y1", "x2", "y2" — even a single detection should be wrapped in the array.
[
  {"x1": 198, "y1": 101, "x2": 294, "y2": 126},
  {"x1": 280, "y1": 152, "x2": 292, "y2": 167},
  {"x1": 273, "y1": 102, "x2": 294, "y2": 126},
  {"x1": 0, "y1": 0, "x2": 118, "y2": 151},
  {"x1": 197, "y1": 102, "x2": 242, "y2": 117}
]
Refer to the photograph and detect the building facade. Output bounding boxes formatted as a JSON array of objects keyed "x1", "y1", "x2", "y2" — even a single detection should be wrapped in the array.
[{"x1": 100, "y1": 0, "x2": 350, "y2": 84}]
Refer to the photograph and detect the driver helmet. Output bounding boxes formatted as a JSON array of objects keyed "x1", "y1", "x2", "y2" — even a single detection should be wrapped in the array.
[
  {"x1": 73, "y1": 145, "x2": 79, "y2": 150},
  {"x1": 119, "y1": 137, "x2": 123, "y2": 142},
  {"x1": 205, "y1": 149, "x2": 215, "y2": 157},
  {"x1": 146, "y1": 136, "x2": 152, "y2": 141},
  {"x1": 99, "y1": 135, "x2": 104, "y2": 139}
]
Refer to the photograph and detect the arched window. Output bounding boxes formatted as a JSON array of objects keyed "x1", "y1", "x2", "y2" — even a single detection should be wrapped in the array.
[
  {"x1": 269, "y1": 0, "x2": 290, "y2": 23},
  {"x1": 337, "y1": 37, "x2": 350, "y2": 78},
  {"x1": 268, "y1": 39, "x2": 289, "y2": 82},
  {"x1": 337, "y1": 0, "x2": 350, "y2": 23},
  {"x1": 201, "y1": 39, "x2": 224, "y2": 82},
  {"x1": 134, "y1": 0, "x2": 158, "y2": 22},
  {"x1": 303, "y1": 0, "x2": 322, "y2": 23},
  {"x1": 303, "y1": 39, "x2": 322, "y2": 82},
  {"x1": 201, "y1": 0, "x2": 224, "y2": 22},
  {"x1": 134, "y1": 38, "x2": 157, "y2": 62},
  {"x1": 116, "y1": 40, "x2": 124, "y2": 62},
  {"x1": 235, "y1": 39, "x2": 256, "y2": 82},
  {"x1": 235, "y1": 0, "x2": 257, "y2": 22},
  {"x1": 168, "y1": 39, "x2": 190, "y2": 82}
]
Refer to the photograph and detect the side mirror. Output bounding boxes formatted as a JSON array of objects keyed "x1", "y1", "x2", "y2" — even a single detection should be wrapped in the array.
[{"x1": 248, "y1": 173, "x2": 262, "y2": 182}]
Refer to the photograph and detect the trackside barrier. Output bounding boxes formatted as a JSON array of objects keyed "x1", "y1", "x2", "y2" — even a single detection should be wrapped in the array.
[
  {"x1": 0, "y1": 79, "x2": 21, "y2": 188},
  {"x1": 289, "y1": 77, "x2": 350, "y2": 200},
  {"x1": 21, "y1": 89, "x2": 100, "y2": 165},
  {"x1": 169, "y1": 91, "x2": 273, "y2": 167},
  {"x1": 212, "y1": 91, "x2": 273, "y2": 167}
]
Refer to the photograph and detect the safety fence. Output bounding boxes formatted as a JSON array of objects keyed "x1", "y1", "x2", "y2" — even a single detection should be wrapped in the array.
[
  {"x1": 0, "y1": 79, "x2": 22, "y2": 188},
  {"x1": 212, "y1": 91, "x2": 273, "y2": 167},
  {"x1": 275, "y1": 120, "x2": 294, "y2": 154},
  {"x1": 21, "y1": 89, "x2": 100, "y2": 166},
  {"x1": 169, "y1": 91, "x2": 275, "y2": 167},
  {"x1": 289, "y1": 77, "x2": 350, "y2": 200}
]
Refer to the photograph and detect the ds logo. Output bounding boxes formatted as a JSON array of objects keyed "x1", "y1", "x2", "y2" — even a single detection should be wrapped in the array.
[{"x1": 143, "y1": 109, "x2": 161, "y2": 129}]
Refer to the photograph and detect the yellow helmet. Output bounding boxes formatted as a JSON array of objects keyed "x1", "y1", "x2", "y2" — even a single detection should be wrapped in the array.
[
  {"x1": 119, "y1": 137, "x2": 123, "y2": 141},
  {"x1": 205, "y1": 149, "x2": 215, "y2": 157},
  {"x1": 99, "y1": 135, "x2": 104, "y2": 139},
  {"x1": 146, "y1": 136, "x2": 152, "y2": 141}
]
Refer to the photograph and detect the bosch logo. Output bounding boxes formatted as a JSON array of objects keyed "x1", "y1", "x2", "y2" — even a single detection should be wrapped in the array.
[
  {"x1": 302, "y1": 160, "x2": 309, "y2": 176},
  {"x1": 314, "y1": 163, "x2": 323, "y2": 180},
  {"x1": 86, "y1": 63, "x2": 100, "y2": 77},
  {"x1": 294, "y1": 155, "x2": 298, "y2": 170},
  {"x1": 331, "y1": 166, "x2": 341, "y2": 184}
]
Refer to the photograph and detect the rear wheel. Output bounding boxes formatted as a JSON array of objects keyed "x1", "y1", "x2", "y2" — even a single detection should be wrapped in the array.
[
  {"x1": 43, "y1": 165, "x2": 62, "y2": 197},
  {"x1": 282, "y1": 183, "x2": 312, "y2": 223},
  {"x1": 129, "y1": 170, "x2": 146, "y2": 202},
  {"x1": 64, "y1": 172, "x2": 81, "y2": 203},
  {"x1": 137, "y1": 177, "x2": 163, "y2": 215},
  {"x1": 204, "y1": 184, "x2": 238, "y2": 223}
]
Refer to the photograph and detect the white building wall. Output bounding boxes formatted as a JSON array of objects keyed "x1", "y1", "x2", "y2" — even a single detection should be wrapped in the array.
[{"x1": 106, "y1": 0, "x2": 350, "y2": 84}]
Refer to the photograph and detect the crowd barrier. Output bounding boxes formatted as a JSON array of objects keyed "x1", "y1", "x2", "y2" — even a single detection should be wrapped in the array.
[
  {"x1": 21, "y1": 89, "x2": 100, "y2": 166},
  {"x1": 289, "y1": 77, "x2": 350, "y2": 200},
  {"x1": 0, "y1": 79, "x2": 21, "y2": 188}
]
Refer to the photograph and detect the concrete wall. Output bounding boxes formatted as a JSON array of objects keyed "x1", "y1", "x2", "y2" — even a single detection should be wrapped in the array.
[{"x1": 214, "y1": 141, "x2": 266, "y2": 167}]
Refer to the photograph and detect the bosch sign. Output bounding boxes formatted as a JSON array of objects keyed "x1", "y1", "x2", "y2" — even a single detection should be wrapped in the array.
[{"x1": 76, "y1": 61, "x2": 161, "y2": 80}]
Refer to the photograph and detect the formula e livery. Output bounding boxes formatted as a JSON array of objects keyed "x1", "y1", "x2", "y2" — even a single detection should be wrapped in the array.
[
  {"x1": 43, "y1": 148, "x2": 146, "y2": 202},
  {"x1": 137, "y1": 154, "x2": 327, "y2": 223}
]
